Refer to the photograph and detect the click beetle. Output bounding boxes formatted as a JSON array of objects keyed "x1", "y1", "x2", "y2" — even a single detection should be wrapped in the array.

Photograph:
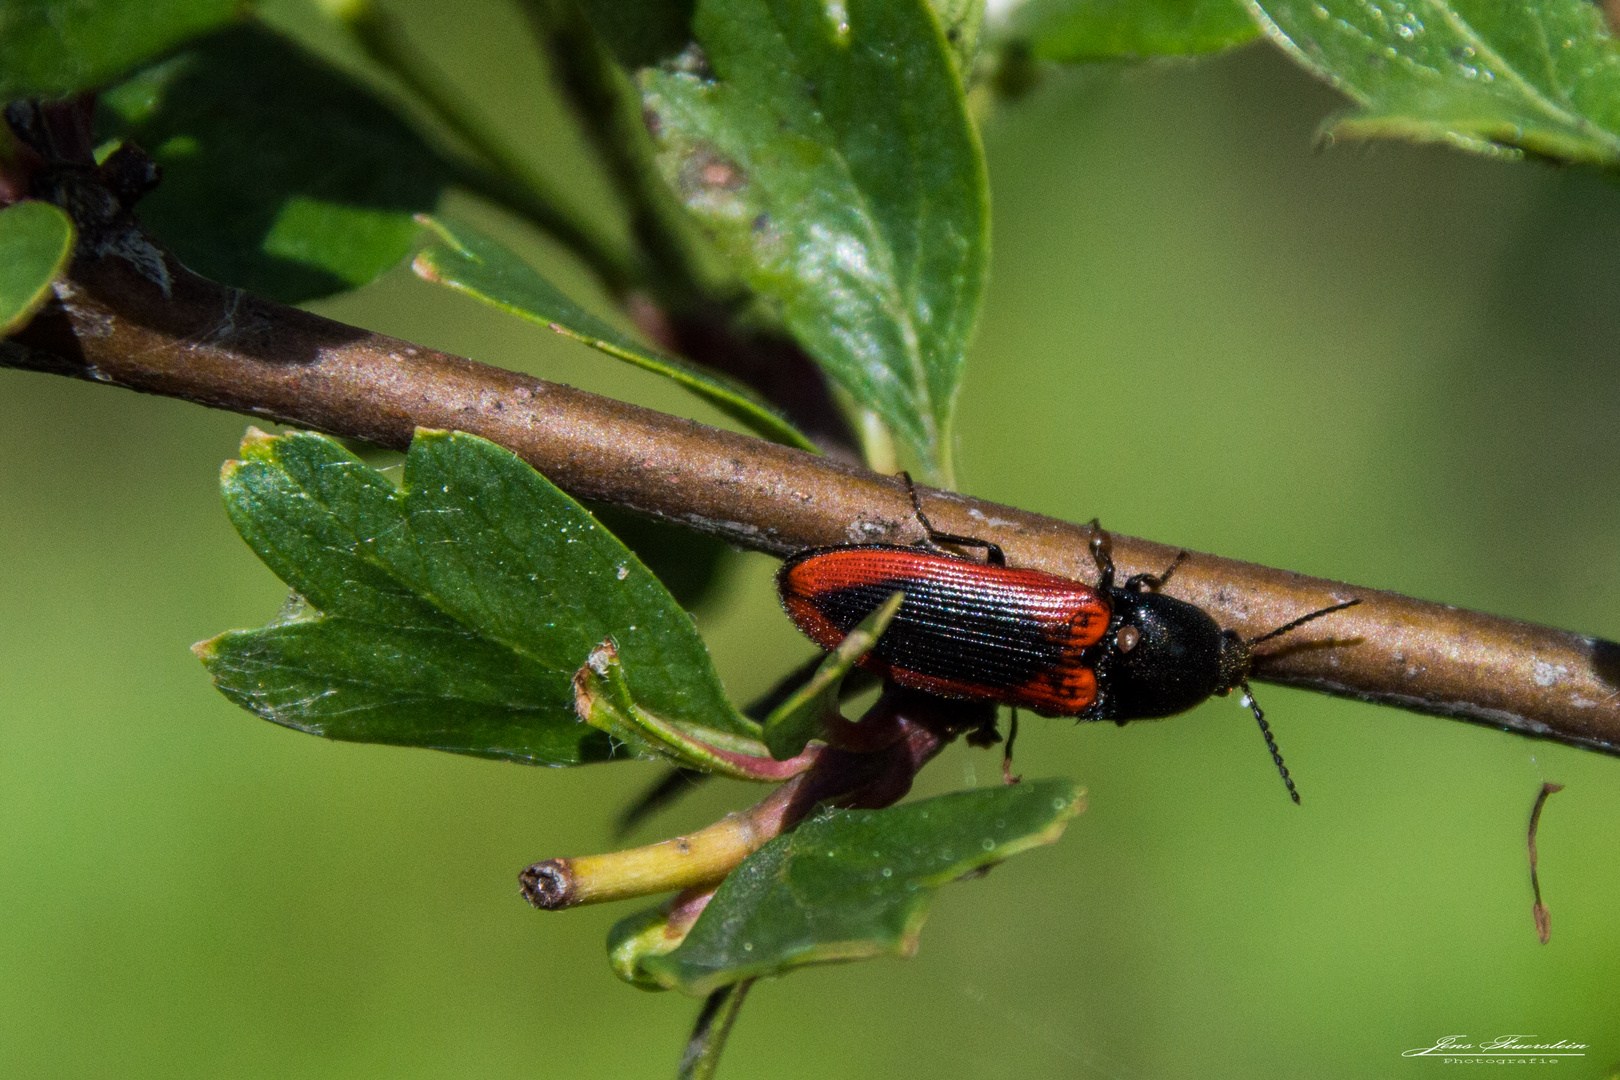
[{"x1": 776, "y1": 480, "x2": 1359, "y2": 802}]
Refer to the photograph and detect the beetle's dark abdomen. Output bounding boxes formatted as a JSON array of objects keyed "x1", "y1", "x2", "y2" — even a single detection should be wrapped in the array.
[{"x1": 778, "y1": 547, "x2": 1109, "y2": 715}]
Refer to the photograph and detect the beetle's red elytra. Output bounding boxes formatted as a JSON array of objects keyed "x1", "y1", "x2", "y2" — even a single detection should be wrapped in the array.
[{"x1": 779, "y1": 546, "x2": 1109, "y2": 715}]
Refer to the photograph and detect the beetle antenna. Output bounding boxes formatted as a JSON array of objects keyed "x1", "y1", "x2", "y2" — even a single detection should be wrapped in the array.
[
  {"x1": 1124, "y1": 550, "x2": 1188, "y2": 594},
  {"x1": 1247, "y1": 599, "x2": 1361, "y2": 647},
  {"x1": 1240, "y1": 680, "x2": 1300, "y2": 805}
]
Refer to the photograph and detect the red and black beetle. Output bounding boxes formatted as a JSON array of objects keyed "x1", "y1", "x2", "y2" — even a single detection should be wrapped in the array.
[{"x1": 777, "y1": 480, "x2": 1359, "y2": 802}]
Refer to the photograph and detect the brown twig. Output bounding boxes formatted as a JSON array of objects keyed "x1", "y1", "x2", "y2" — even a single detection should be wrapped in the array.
[
  {"x1": 3, "y1": 236, "x2": 1620, "y2": 754},
  {"x1": 1528, "y1": 781, "x2": 1565, "y2": 944}
]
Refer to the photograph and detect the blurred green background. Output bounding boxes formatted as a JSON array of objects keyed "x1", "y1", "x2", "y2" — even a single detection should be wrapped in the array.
[{"x1": 4, "y1": 3, "x2": 1620, "y2": 1077}]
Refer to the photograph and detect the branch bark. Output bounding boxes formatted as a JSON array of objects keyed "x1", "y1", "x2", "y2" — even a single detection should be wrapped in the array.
[{"x1": 5, "y1": 244, "x2": 1619, "y2": 755}]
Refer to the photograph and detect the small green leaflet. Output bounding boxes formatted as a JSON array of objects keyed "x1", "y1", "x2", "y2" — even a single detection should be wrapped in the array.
[
  {"x1": 998, "y1": 0, "x2": 1258, "y2": 60},
  {"x1": 1249, "y1": 0, "x2": 1620, "y2": 164},
  {"x1": 640, "y1": 0, "x2": 990, "y2": 484},
  {"x1": 196, "y1": 428, "x2": 747, "y2": 766},
  {"x1": 97, "y1": 23, "x2": 460, "y2": 304},
  {"x1": 412, "y1": 216, "x2": 817, "y2": 452},
  {"x1": 632, "y1": 779, "x2": 1085, "y2": 995},
  {"x1": 575, "y1": 592, "x2": 901, "y2": 774},
  {"x1": 0, "y1": 202, "x2": 75, "y2": 338},
  {"x1": 760, "y1": 590, "x2": 904, "y2": 760},
  {"x1": 608, "y1": 902, "x2": 685, "y2": 990},
  {"x1": 0, "y1": 0, "x2": 242, "y2": 98}
]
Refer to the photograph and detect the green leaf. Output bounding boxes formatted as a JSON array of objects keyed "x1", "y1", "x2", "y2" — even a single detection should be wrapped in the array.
[
  {"x1": 0, "y1": 0, "x2": 243, "y2": 98},
  {"x1": 639, "y1": 779, "x2": 1085, "y2": 995},
  {"x1": 96, "y1": 22, "x2": 459, "y2": 303},
  {"x1": 1249, "y1": 0, "x2": 1620, "y2": 164},
  {"x1": 931, "y1": 0, "x2": 987, "y2": 69},
  {"x1": 576, "y1": 0, "x2": 697, "y2": 67},
  {"x1": 760, "y1": 590, "x2": 904, "y2": 760},
  {"x1": 196, "y1": 428, "x2": 744, "y2": 765},
  {"x1": 587, "y1": 504, "x2": 733, "y2": 612},
  {"x1": 413, "y1": 217, "x2": 818, "y2": 452},
  {"x1": 1001, "y1": 0, "x2": 1258, "y2": 60},
  {"x1": 640, "y1": 0, "x2": 990, "y2": 483},
  {"x1": 0, "y1": 201, "x2": 74, "y2": 337}
]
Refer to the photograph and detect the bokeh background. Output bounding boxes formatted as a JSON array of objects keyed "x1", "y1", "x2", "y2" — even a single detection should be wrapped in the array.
[{"x1": 4, "y1": 2, "x2": 1619, "y2": 1077}]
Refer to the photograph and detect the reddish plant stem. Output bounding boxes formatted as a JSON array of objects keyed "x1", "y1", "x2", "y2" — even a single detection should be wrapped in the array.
[{"x1": 2, "y1": 241, "x2": 1619, "y2": 754}]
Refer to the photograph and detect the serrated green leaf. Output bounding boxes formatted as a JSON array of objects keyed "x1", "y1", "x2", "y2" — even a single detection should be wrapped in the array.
[
  {"x1": 1000, "y1": 0, "x2": 1257, "y2": 60},
  {"x1": 760, "y1": 590, "x2": 903, "y2": 760},
  {"x1": 197, "y1": 428, "x2": 746, "y2": 765},
  {"x1": 96, "y1": 22, "x2": 458, "y2": 303},
  {"x1": 640, "y1": 0, "x2": 990, "y2": 484},
  {"x1": 639, "y1": 779, "x2": 1085, "y2": 995},
  {"x1": 0, "y1": 0, "x2": 243, "y2": 98},
  {"x1": 412, "y1": 216, "x2": 818, "y2": 452},
  {"x1": 0, "y1": 201, "x2": 74, "y2": 337},
  {"x1": 1249, "y1": 0, "x2": 1620, "y2": 164}
]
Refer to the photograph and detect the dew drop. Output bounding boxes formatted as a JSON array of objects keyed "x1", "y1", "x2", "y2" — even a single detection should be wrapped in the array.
[
  {"x1": 616, "y1": 564, "x2": 630, "y2": 580},
  {"x1": 1395, "y1": 23, "x2": 1413, "y2": 39},
  {"x1": 743, "y1": 941, "x2": 753, "y2": 952},
  {"x1": 881, "y1": 867, "x2": 892, "y2": 878},
  {"x1": 1312, "y1": 3, "x2": 1329, "y2": 17},
  {"x1": 981, "y1": 838, "x2": 995, "y2": 851}
]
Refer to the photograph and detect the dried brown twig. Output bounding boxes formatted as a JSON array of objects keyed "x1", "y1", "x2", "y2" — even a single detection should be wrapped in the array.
[
  {"x1": 3, "y1": 234, "x2": 1619, "y2": 756},
  {"x1": 1528, "y1": 781, "x2": 1565, "y2": 944}
]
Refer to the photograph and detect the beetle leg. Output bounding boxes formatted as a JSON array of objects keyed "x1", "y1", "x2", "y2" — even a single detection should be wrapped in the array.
[
  {"x1": 1001, "y1": 708, "x2": 1022, "y2": 785},
  {"x1": 1087, "y1": 518, "x2": 1116, "y2": 591},
  {"x1": 964, "y1": 712, "x2": 1002, "y2": 748},
  {"x1": 899, "y1": 470, "x2": 1006, "y2": 566}
]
